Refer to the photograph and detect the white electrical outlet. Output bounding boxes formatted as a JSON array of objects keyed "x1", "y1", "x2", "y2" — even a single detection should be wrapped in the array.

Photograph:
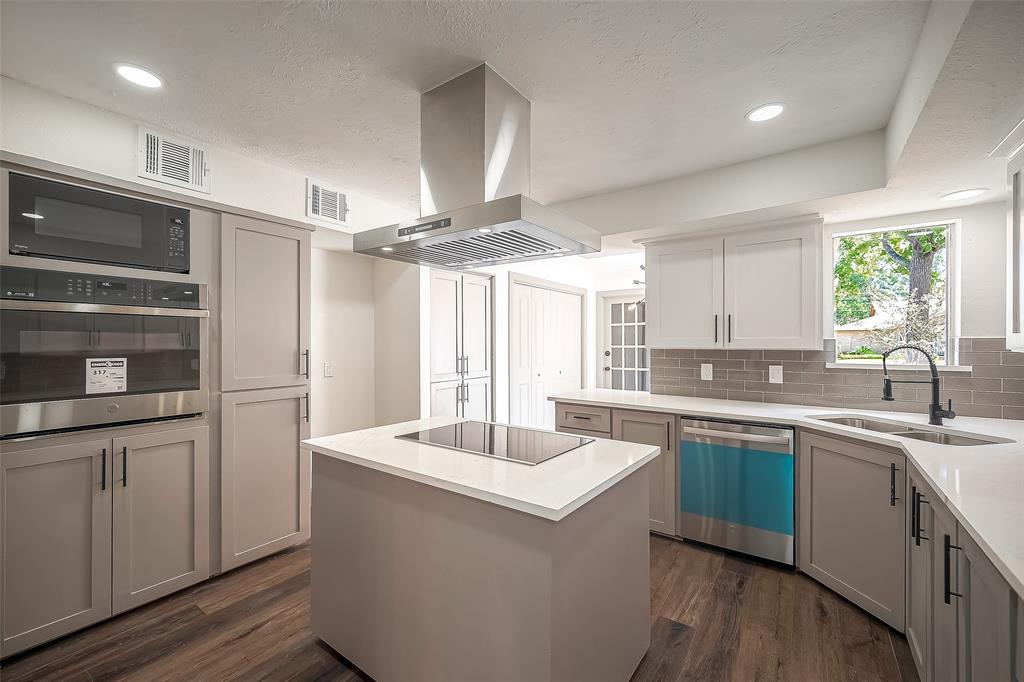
[
  {"x1": 324, "y1": 361, "x2": 334, "y2": 378},
  {"x1": 700, "y1": 363, "x2": 713, "y2": 381},
  {"x1": 769, "y1": 365, "x2": 784, "y2": 384}
]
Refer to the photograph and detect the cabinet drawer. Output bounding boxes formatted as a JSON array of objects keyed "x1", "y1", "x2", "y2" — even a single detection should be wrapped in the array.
[
  {"x1": 556, "y1": 425, "x2": 609, "y2": 438},
  {"x1": 555, "y1": 403, "x2": 611, "y2": 434}
]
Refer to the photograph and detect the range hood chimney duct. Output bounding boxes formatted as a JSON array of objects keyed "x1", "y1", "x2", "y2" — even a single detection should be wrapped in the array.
[{"x1": 354, "y1": 64, "x2": 601, "y2": 269}]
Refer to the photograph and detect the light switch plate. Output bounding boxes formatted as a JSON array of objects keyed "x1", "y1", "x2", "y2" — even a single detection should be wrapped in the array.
[
  {"x1": 769, "y1": 365, "x2": 784, "y2": 384},
  {"x1": 700, "y1": 363, "x2": 713, "y2": 381},
  {"x1": 324, "y1": 361, "x2": 334, "y2": 378}
]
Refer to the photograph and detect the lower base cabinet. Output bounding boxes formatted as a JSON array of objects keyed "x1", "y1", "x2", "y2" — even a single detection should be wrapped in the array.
[
  {"x1": 221, "y1": 386, "x2": 311, "y2": 571},
  {"x1": 798, "y1": 432, "x2": 906, "y2": 630},
  {"x1": 611, "y1": 410, "x2": 677, "y2": 536},
  {"x1": 0, "y1": 426, "x2": 210, "y2": 657}
]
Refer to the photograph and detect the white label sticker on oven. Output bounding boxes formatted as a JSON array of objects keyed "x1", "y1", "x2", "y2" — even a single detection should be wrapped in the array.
[{"x1": 86, "y1": 358, "x2": 127, "y2": 394}]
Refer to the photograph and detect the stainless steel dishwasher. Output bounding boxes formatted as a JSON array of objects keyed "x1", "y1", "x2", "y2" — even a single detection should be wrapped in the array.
[{"x1": 677, "y1": 418, "x2": 795, "y2": 565}]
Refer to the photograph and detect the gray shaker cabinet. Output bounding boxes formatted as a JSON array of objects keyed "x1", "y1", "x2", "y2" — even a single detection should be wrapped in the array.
[
  {"x1": 221, "y1": 386, "x2": 311, "y2": 571},
  {"x1": 955, "y1": 526, "x2": 1014, "y2": 682},
  {"x1": 907, "y1": 467, "x2": 932, "y2": 674},
  {"x1": 0, "y1": 439, "x2": 113, "y2": 657},
  {"x1": 798, "y1": 432, "x2": 906, "y2": 630},
  {"x1": 611, "y1": 409, "x2": 676, "y2": 536},
  {"x1": 221, "y1": 214, "x2": 311, "y2": 392},
  {"x1": 112, "y1": 427, "x2": 211, "y2": 614}
]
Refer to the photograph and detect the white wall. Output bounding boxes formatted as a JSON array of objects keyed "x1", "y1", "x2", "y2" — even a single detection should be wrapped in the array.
[
  {"x1": 825, "y1": 200, "x2": 1006, "y2": 338},
  {"x1": 372, "y1": 259, "x2": 426, "y2": 425},
  {"x1": 0, "y1": 77, "x2": 410, "y2": 230},
  {"x1": 310, "y1": 248, "x2": 376, "y2": 437}
]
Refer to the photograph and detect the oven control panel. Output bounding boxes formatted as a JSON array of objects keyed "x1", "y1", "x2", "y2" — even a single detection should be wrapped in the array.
[{"x1": 1, "y1": 267, "x2": 203, "y2": 309}]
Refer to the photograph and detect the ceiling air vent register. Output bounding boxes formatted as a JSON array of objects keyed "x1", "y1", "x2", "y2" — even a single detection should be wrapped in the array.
[
  {"x1": 137, "y1": 127, "x2": 211, "y2": 194},
  {"x1": 306, "y1": 178, "x2": 348, "y2": 225}
]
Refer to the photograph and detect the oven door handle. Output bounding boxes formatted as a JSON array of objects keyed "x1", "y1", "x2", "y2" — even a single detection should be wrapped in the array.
[{"x1": 1, "y1": 300, "x2": 210, "y2": 317}]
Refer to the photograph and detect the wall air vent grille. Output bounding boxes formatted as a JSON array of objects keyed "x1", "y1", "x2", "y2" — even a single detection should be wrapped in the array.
[
  {"x1": 394, "y1": 229, "x2": 567, "y2": 268},
  {"x1": 136, "y1": 127, "x2": 211, "y2": 194},
  {"x1": 306, "y1": 178, "x2": 348, "y2": 225}
]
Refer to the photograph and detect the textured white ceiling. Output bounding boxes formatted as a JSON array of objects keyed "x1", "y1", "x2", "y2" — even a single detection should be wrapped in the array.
[{"x1": 0, "y1": 0, "x2": 929, "y2": 213}]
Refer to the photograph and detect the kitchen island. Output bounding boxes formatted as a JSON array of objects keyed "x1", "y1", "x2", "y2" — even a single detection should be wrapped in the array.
[{"x1": 302, "y1": 417, "x2": 661, "y2": 682}]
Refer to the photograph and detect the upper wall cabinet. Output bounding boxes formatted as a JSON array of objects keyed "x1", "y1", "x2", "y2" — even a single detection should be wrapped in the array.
[
  {"x1": 221, "y1": 214, "x2": 311, "y2": 391},
  {"x1": 1006, "y1": 151, "x2": 1024, "y2": 350},
  {"x1": 645, "y1": 220, "x2": 822, "y2": 350}
]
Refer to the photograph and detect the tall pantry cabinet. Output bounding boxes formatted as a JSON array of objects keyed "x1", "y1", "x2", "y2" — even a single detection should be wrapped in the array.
[
  {"x1": 219, "y1": 214, "x2": 312, "y2": 571},
  {"x1": 429, "y1": 270, "x2": 493, "y2": 421}
]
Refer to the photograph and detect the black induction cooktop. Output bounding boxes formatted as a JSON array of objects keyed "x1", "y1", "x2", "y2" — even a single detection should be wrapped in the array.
[{"x1": 396, "y1": 421, "x2": 594, "y2": 465}]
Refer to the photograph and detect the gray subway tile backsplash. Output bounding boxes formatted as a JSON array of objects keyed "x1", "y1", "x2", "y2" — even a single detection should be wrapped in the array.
[{"x1": 648, "y1": 337, "x2": 1024, "y2": 420}]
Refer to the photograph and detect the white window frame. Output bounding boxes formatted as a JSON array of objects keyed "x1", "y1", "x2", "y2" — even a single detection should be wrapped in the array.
[
  {"x1": 596, "y1": 288, "x2": 648, "y2": 390},
  {"x1": 824, "y1": 218, "x2": 964, "y2": 370}
]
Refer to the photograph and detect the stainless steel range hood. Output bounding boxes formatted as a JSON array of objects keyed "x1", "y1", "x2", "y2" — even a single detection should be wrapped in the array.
[{"x1": 354, "y1": 65, "x2": 601, "y2": 269}]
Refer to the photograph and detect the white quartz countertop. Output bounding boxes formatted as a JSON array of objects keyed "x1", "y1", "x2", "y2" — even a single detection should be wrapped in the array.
[
  {"x1": 302, "y1": 416, "x2": 660, "y2": 522},
  {"x1": 549, "y1": 388, "x2": 1024, "y2": 598}
]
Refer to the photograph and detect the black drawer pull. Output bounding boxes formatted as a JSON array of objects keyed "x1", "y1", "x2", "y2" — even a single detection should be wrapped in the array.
[
  {"x1": 944, "y1": 534, "x2": 963, "y2": 604},
  {"x1": 101, "y1": 448, "x2": 107, "y2": 491},
  {"x1": 889, "y1": 463, "x2": 900, "y2": 506},
  {"x1": 571, "y1": 415, "x2": 592, "y2": 420}
]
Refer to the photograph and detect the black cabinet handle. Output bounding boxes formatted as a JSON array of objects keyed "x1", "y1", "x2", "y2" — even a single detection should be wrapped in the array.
[
  {"x1": 101, "y1": 448, "x2": 107, "y2": 491},
  {"x1": 714, "y1": 314, "x2": 718, "y2": 343},
  {"x1": 910, "y1": 485, "x2": 917, "y2": 540},
  {"x1": 889, "y1": 463, "x2": 900, "y2": 506},
  {"x1": 944, "y1": 534, "x2": 963, "y2": 604},
  {"x1": 916, "y1": 491, "x2": 929, "y2": 544},
  {"x1": 727, "y1": 314, "x2": 732, "y2": 343},
  {"x1": 571, "y1": 415, "x2": 592, "y2": 421},
  {"x1": 122, "y1": 446, "x2": 128, "y2": 487}
]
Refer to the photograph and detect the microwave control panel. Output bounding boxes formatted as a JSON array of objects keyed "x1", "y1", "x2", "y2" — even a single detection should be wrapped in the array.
[{"x1": 0, "y1": 267, "x2": 202, "y2": 309}]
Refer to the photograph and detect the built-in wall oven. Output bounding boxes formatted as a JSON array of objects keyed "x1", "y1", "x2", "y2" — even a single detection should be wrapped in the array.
[
  {"x1": 7, "y1": 173, "x2": 190, "y2": 273},
  {"x1": 1, "y1": 267, "x2": 208, "y2": 438}
]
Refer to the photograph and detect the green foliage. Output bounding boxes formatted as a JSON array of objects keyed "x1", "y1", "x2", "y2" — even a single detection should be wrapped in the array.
[{"x1": 848, "y1": 345, "x2": 878, "y2": 356}]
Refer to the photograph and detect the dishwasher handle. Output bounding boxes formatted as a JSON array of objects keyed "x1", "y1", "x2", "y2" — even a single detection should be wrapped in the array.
[{"x1": 682, "y1": 426, "x2": 792, "y2": 446}]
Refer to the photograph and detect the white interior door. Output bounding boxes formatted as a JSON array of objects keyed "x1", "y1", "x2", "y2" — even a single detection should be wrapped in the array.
[
  {"x1": 509, "y1": 282, "x2": 583, "y2": 429},
  {"x1": 601, "y1": 294, "x2": 649, "y2": 391}
]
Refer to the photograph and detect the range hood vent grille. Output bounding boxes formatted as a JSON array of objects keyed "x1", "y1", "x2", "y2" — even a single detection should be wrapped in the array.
[{"x1": 396, "y1": 229, "x2": 567, "y2": 268}]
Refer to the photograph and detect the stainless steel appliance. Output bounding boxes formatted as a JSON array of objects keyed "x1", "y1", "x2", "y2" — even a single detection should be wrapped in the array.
[
  {"x1": 678, "y1": 418, "x2": 795, "y2": 565},
  {"x1": 1, "y1": 267, "x2": 208, "y2": 437},
  {"x1": 7, "y1": 173, "x2": 189, "y2": 273},
  {"x1": 355, "y1": 64, "x2": 601, "y2": 269},
  {"x1": 396, "y1": 420, "x2": 593, "y2": 465}
]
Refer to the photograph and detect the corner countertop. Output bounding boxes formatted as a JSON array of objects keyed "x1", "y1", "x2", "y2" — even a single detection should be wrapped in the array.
[
  {"x1": 301, "y1": 416, "x2": 660, "y2": 522},
  {"x1": 548, "y1": 388, "x2": 1024, "y2": 598}
]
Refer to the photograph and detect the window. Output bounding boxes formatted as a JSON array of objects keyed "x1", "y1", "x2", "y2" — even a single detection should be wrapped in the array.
[
  {"x1": 604, "y1": 298, "x2": 648, "y2": 390},
  {"x1": 832, "y1": 223, "x2": 950, "y2": 365}
]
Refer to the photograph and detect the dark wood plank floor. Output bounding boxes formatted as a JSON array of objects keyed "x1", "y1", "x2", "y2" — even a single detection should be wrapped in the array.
[{"x1": 2, "y1": 536, "x2": 918, "y2": 681}]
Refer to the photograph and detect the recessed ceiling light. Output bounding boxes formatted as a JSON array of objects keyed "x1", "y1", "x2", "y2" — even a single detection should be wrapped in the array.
[
  {"x1": 21, "y1": 212, "x2": 44, "y2": 219},
  {"x1": 114, "y1": 63, "x2": 162, "y2": 89},
  {"x1": 477, "y1": 227, "x2": 492, "y2": 234},
  {"x1": 746, "y1": 103, "x2": 785, "y2": 122},
  {"x1": 939, "y1": 188, "x2": 988, "y2": 201}
]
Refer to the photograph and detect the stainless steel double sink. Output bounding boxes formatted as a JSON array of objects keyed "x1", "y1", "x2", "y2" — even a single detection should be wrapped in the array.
[{"x1": 811, "y1": 415, "x2": 1011, "y2": 446}]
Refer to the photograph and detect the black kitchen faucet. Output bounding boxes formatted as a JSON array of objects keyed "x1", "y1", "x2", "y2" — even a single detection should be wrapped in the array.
[{"x1": 881, "y1": 344, "x2": 956, "y2": 426}]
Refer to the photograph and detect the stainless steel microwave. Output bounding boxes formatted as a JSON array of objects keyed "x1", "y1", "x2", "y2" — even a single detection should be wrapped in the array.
[
  {"x1": 7, "y1": 173, "x2": 189, "y2": 273},
  {"x1": 1, "y1": 267, "x2": 208, "y2": 438}
]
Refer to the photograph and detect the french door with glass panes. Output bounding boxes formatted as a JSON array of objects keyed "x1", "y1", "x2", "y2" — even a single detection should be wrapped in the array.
[{"x1": 602, "y1": 295, "x2": 649, "y2": 391}]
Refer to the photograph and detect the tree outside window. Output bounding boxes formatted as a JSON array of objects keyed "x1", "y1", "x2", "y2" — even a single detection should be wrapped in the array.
[{"x1": 833, "y1": 224, "x2": 948, "y2": 365}]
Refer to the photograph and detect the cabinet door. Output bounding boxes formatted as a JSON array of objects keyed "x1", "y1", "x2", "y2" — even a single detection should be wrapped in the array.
[
  {"x1": 1, "y1": 439, "x2": 112, "y2": 656},
  {"x1": 221, "y1": 387, "x2": 311, "y2": 571},
  {"x1": 724, "y1": 223, "x2": 819, "y2": 349},
  {"x1": 548, "y1": 289, "x2": 583, "y2": 395},
  {"x1": 956, "y1": 527, "x2": 1014, "y2": 682},
  {"x1": 462, "y1": 377, "x2": 491, "y2": 421},
  {"x1": 612, "y1": 410, "x2": 676, "y2": 535},
  {"x1": 461, "y1": 273, "x2": 492, "y2": 380},
  {"x1": 930, "y1": 500, "x2": 959, "y2": 682},
  {"x1": 645, "y1": 236, "x2": 723, "y2": 348},
  {"x1": 222, "y1": 214, "x2": 311, "y2": 391},
  {"x1": 798, "y1": 433, "x2": 905, "y2": 629},
  {"x1": 906, "y1": 471, "x2": 932, "y2": 676},
  {"x1": 112, "y1": 427, "x2": 210, "y2": 614},
  {"x1": 430, "y1": 379, "x2": 462, "y2": 418},
  {"x1": 531, "y1": 286, "x2": 553, "y2": 430},
  {"x1": 1007, "y1": 150, "x2": 1024, "y2": 351},
  {"x1": 430, "y1": 270, "x2": 462, "y2": 383}
]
